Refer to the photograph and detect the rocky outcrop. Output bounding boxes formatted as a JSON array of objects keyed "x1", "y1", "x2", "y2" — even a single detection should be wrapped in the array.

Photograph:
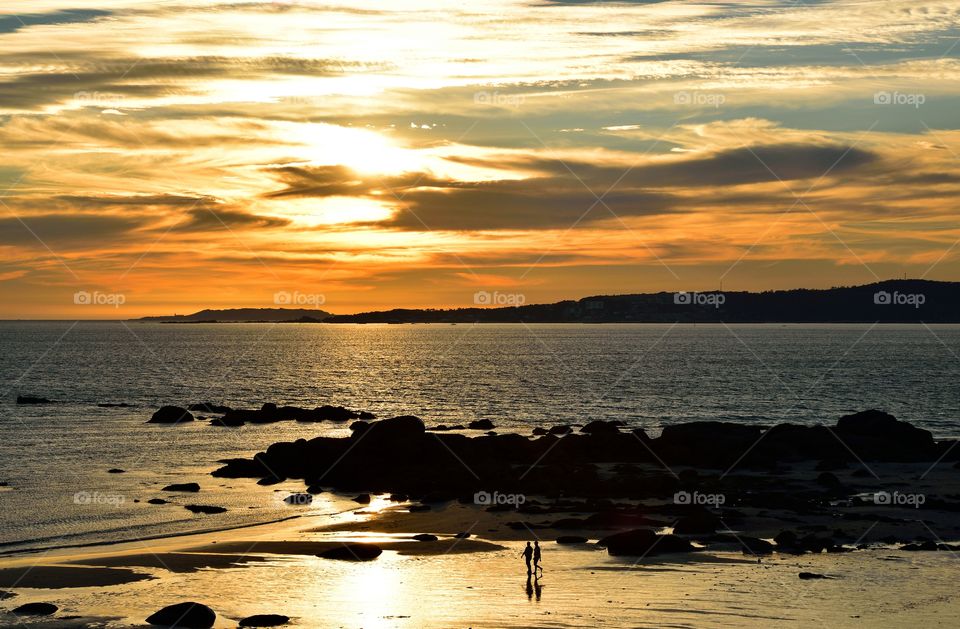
[
  {"x1": 597, "y1": 529, "x2": 694, "y2": 556},
  {"x1": 146, "y1": 602, "x2": 216, "y2": 628},
  {"x1": 12, "y1": 602, "x2": 57, "y2": 615},
  {"x1": 149, "y1": 406, "x2": 194, "y2": 424}
]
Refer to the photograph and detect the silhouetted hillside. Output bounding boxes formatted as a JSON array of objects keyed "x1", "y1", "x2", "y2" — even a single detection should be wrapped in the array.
[
  {"x1": 135, "y1": 308, "x2": 332, "y2": 323},
  {"x1": 323, "y1": 280, "x2": 960, "y2": 323}
]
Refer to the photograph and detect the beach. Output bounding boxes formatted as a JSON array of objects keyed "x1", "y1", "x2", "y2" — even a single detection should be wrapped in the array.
[{"x1": 2, "y1": 411, "x2": 960, "y2": 627}]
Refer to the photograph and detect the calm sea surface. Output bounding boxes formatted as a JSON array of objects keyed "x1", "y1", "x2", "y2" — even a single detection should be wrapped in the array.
[{"x1": 1, "y1": 322, "x2": 959, "y2": 553}]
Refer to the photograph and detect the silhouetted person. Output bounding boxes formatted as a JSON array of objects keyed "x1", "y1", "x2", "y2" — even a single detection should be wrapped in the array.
[
  {"x1": 521, "y1": 542, "x2": 533, "y2": 574},
  {"x1": 533, "y1": 540, "x2": 542, "y2": 575}
]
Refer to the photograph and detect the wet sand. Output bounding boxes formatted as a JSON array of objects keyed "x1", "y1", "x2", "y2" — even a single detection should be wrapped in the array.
[{"x1": 1, "y1": 493, "x2": 959, "y2": 627}]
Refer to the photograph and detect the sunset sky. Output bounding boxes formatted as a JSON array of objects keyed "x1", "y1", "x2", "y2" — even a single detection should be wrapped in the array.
[{"x1": 1, "y1": 0, "x2": 959, "y2": 317}]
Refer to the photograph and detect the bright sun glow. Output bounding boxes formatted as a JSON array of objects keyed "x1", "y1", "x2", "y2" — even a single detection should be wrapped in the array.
[{"x1": 287, "y1": 123, "x2": 426, "y2": 175}]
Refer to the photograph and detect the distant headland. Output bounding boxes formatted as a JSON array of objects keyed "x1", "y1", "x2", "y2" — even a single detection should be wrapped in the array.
[{"x1": 132, "y1": 280, "x2": 960, "y2": 324}]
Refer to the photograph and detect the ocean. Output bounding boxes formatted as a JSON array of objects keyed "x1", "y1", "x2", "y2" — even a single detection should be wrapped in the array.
[{"x1": 1, "y1": 322, "x2": 958, "y2": 554}]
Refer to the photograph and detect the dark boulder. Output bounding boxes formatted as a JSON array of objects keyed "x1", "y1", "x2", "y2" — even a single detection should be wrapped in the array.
[
  {"x1": 532, "y1": 427, "x2": 548, "y2": 435},
  {"x1": 353, "y1": 493, "x2": 371, "y2": 504},
  {"x1": 147, "y1": 498, "x2": 168, "y2": 505},
  {"x1": 0, "y1": 590, "x2": 16, "y2": 600},
  {"x1": 815, "y1": 472, "x2": 842, "y2": 489},
  {"x1": 149, "y1": 406, "x2": 195, "y2": 424},
  {"x1": 146, "y1": 602, "x2": 216, "y2": 627},
  {"x1": 318, "y1": 543, "x2": 382, "y2": 561},
  {"x1": 412, "y1": 533, "x2": 438, "y2": 542},
  {"x1": 107, "y1": 468, "x2": 126, "y2": 474},
  {"x1": 16, "y1": 395, "x2": 52, "y2": 405},
  {"x1": 598, "y1": 529, "x2": 694, "y2": 556},
  {"x1": 239, "y1": 615, "x2": 290, "y2": 627},
  {"x1": 548, "y1": 425, "x2": 572, "y2": 435},
  {"x1": 468, "y1": 419, "x2": 495, "y2": 430},
  {"x1": 835, "y1": 409, "x2": 936, "y2": 461},
  {"x1": 454, "y1": 532, "x2": 471, "y2": 539},
  {"x1": 359, "y1": 416, "x2": 425, "y2": 443},
  {"x1": 774, "y1": 530, "x2": 798, "y2": 547},
  {"x1": 184, "y1": 504, "x2": 226, "y2": 514},
  {"x1": 163, "y1": 482, "x2": 200, "y2": 492},
  {"x1": 673, "y1": 512, "x2": 721, "y2": 535},
  {"x1": 12, "y1": 602, "x2": 57, "y2": 615},
  {"x1": 798, "y1": 572, "x2": 830, "y2": 580}
]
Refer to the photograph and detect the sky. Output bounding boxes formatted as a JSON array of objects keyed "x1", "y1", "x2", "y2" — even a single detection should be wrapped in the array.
[{"x1": 0, "y1": 0, "x2": 959, "y2": 318}]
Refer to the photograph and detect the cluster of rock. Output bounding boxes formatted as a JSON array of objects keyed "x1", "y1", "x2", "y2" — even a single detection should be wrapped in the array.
[
  {"x1": 211, "y1": 410, "x2": 953, "y2": 494},
  {"x1": 145, "y1": 602, "x2": 289, "y2": 627},
  {"x1": 148, "y1": 403, "x2": 375, "y2": 426}
]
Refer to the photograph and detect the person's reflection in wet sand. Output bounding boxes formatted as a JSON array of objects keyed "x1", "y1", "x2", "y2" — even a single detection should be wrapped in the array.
[
  {"x1": 534, "y1": 573, "x2": 543, "y2": 601},
  {"x1": 525, "y1": 573, "x2": 534, "y2": 600}
]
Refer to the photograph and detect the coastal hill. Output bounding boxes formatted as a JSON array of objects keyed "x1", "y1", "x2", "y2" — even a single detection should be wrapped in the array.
[
  {"x1": 135, "y1": 307, "x2": 332, "y2": 323},
  {"x1": 324, "y1": 280, "x2": 960, "y2": 324}
]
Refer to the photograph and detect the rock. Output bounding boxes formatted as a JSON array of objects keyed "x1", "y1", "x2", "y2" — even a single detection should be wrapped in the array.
[
  {"x1": 149, "y1": 406, "x2": 195, "y2": 424},
  {"x1": 548, "y1": 425, "x2": 572, "y2": 435},
  {"x1": 163, "y1": 482, "x2": 200, "y2": 492},
  {"x1": 532, "y1": 427, "x2": 548, "y2": 435},
  {"x1": 147, "y1": 498, "x2": 168, "y2": 505},
  {"x1": 362, "y1": 415, "x2": 425, "y2": 442},
  {"x1": 359, "y1": 411, "x2": 376, "y2": 420},
  {"x1": 774, "y1": 530, "x2": 798, "y2": 547},
  {"x1": 0, "y1": 590, "x2": 16, "y2": 600},
  {"x1": 556, "y1": 536, "x2": 589, "y2": 544},
  {"x1": 257, "y1": 476, "x2": 285, "y2": 486},
  {"x1": 412, "y1": 533, "x2": 438, "y2": 542},
  {"x1": 16, "y1": 395, "x2": 52, "y2": 404},
  {"x1": 107, "y1": 468, "x2": 126, "y2": 474},
  {"x1": 146, "y1": 602, "x2": 216, "y2": 627},
  {"x1": 210, "y1": 416, "x2": 244, "y2": 427},
  {"x1": 798, "y1": 572, "x2": 830, "y2": 580},
  {"x1": 318, "y1": 543, "x2": 382, "y2": 561},
  {"x1": 815, "y1": 472, "x2": 842, "y2": 488},
  {"x1": 580, "y1": 420, "x2": 624, "y2": 435},
  {"x1": 184, "y1": 504, "x2": 226, "y2": 514},
  {"x1": 306, "y1": 485, "x2": 324, "y2": 495},
  {"x1": 284, "y1": 493, "x2": 313, "y2": 506},
  {"x1": 239, "y1": 614, "x2": 290, "y2": 627},
  {"x1": 12, "y1": 602, "x2": 58, "y2": 615},
  {"x1": 468, "y1": 419, "x2": 495, "y2": 430},
  {"x1": 598, "y1": 529, "x2": 693, "y2": 556},
  {"x1": 673, "y1": 512, "x2": 721, "y2": 535},
  {"x1": 835, "y1": 409, "x2": 936, "y2": 461},
  {"x1": 454, "y1": 532, "x2": 471, "y2": 539},
  {"x1": 353, "y1": 493, "x2": 371, "y2": 504}
]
